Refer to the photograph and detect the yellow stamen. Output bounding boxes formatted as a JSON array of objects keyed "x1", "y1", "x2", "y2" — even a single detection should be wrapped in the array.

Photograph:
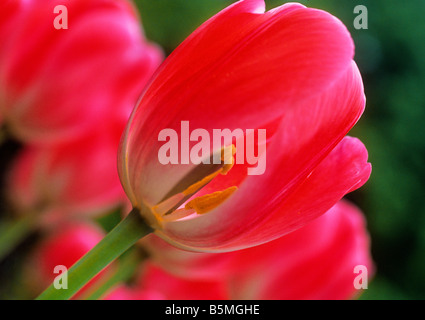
[
  {"x1": 183, "y1": 144, "x2": 236, "y2": 194},
  {"x1": 153, "y1": 144, "x2": 238, "y2": 220},
  {"x1": 185, "y1": 186, "x2": 238, "y2": 214},
  {"x1": 182, "y1": 170, "x2": 221, "y2": 196},
  {"x1": 220, "y1": 144, "x2": 236, "y2": 175},
  {"x1": 221, "y1": 144, "x2": 236, "y2": 160},
  {"x1": 221, "y1": 157, "x2": 234, "y2": 175}
]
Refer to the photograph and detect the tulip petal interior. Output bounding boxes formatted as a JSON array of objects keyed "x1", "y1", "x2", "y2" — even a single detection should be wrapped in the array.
[{"x1": 152, "y1": 144, "x2": 238, "y2": 220}]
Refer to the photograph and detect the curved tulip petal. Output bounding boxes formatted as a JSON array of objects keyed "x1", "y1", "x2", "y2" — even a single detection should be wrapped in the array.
[
  {"x1": 159, "y1": 136, "x2": 370, "y2": 251},
  {"x1": 232, "y1": 137, "x2": 371, "y2": 247},
  {"x1": 119, "y1": 0, "x2": 355, "y2": 207},
  {"x1": 155, "y1": 61, "x2": 369, "y2": 251}
]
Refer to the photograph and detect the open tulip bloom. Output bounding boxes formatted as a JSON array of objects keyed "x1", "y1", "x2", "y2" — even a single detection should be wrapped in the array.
[{"x1": 37, "y1": 0, "x2": 371, "y2": 300}]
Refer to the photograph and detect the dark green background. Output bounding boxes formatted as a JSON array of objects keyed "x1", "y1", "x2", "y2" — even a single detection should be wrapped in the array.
[{"x1": 134, "y1": 0, "x2": 425, "y2": 299}]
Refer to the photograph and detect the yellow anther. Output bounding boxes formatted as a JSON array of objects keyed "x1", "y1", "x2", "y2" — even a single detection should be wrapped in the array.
[
  {"x1": 220, "y1": 144, "x2": 236, "y2": 175},
  {"x1": 221, "y1": 144, "x2": 236, "y2": 162},
  {"x1": 182, "y1": 170, "x2": 221, "y2": 196},
  {"x1": 183, "y1": 144, "x2": 236, "y2": 195},
  {"x1": 154, "y1": 144, "x2": 238, "y2": 220},
  {"x1": 221, "y1": 157, "x2": 234, "y2": 175},
  {"x1": 185, "y1": 186, "x2": 238, "y2": 214}
]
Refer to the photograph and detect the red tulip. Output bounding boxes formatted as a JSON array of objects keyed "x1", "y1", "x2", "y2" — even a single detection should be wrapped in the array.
[
  {"x1": 0, "y1": 0, "x2": 162, "y2": 144},
  {"x1": 118, "y1": 0, "x2": 371, "y2": 251},
  {"x1": 143, "y1": 200, "x2": 374, "y2": 300},
  {"x1": 8, "y1": 130, "x2": 127, "y2": 224}
]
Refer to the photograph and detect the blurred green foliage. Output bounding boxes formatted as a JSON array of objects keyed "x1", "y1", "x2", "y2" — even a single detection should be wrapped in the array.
[
  {"x1": 135, "y1": 0, "x2": 233, "y2": 54},
  {"x1": 134, "y1": 0, "x2": 425, "y2": 299}
]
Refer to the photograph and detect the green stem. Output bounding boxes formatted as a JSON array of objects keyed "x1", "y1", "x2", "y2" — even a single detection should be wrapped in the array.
[
  {"x1": 36, "y1": 208, "x2": 152, "y2": 300},
  {"x1": 0, "y1": 215, "x2": 36, "y2": 262},
  {"x1": 81, "y1": 248, "x2": 145, "y2": 300}
]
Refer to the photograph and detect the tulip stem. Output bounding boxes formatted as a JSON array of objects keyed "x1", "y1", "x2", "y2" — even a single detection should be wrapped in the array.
[
  {"x1": 36, "y1": 208, "x2": 152, "y2": 300},
  {"x1": 80, "y1": 248, "x2": 145, "y2": 300}
]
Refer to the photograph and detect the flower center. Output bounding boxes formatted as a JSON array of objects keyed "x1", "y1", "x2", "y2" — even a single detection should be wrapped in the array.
[
  {"x1": 184, "y1": 186, "x2": 238, "y2": 214},
  {"x1": 152, "y1": 144, "x2": 238, "y2": 222}
]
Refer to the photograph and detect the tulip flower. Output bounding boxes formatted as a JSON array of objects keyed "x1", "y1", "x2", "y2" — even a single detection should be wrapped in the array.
[
  {"x1": 118, "y1": 0, "x2": 371, "y2": 251},
  {"x1": 0, "y1": 0, "x2": 162, "y2": 144},
  {"x1": 37, "y1": 0, "x2": 371, "y2": 299}
]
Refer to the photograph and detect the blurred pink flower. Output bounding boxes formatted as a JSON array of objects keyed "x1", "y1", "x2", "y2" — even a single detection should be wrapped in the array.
[
  {"x1": 28, "y1": 222, "x2": 112, "y2": 299},
  {"x1": 119, "y1": 0, "x2": 371, "y2": 252},
  {"x1": 103, "y1": 285, "x2": 165, "y2": 300},
  {"x1": 105, "y1": 263, "x2": 228, "y2": 300},
  {"x1": 8, "y1": 129, "x2": 128, "y2": 224},
  {"x1": 229, "y1": 200, "x2": 374, "y2": 299},
  {"x1": 138, "y1": 263, "x2": 228, "y2": 300},
  {"x1": 3, "y1": 0, "x2": 163, "y2": 223},
  {"x1": 0, "y1": 0, "x2": 162, "y2": 144},
  {"x1": 141, "y1": 200, "x2": 374, "y2": 300}
]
